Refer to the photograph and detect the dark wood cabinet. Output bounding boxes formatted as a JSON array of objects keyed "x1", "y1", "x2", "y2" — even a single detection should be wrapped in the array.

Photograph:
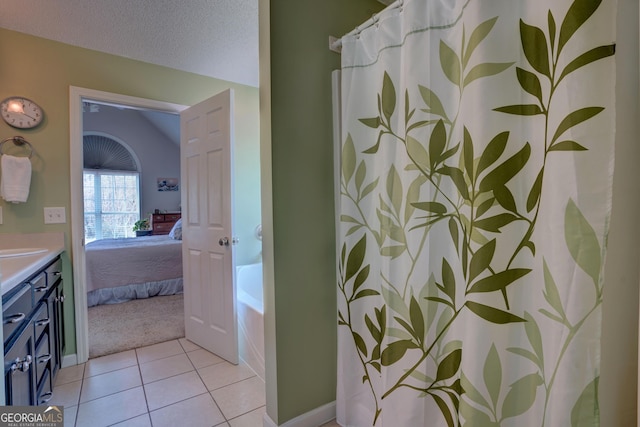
[
  {"x1": 3, "y1": 256, "x2": 64, "y2": 405},
  {"x1": 48, "y1": 281, "x2": 65, "y2": 378},
  {"x1": 151, "y1": 213, "x2": 181, "y2": 235},
  {"x1": 4, "y1": 323, "x2": 35, "y2": 405}
]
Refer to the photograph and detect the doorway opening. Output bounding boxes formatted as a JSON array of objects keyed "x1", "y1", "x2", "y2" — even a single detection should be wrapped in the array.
[{"x1": 70, "y1": 87, "x2": 187, "y2": 364}]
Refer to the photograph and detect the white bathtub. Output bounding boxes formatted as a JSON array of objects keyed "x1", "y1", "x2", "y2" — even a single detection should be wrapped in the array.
[{"x1": 236, "y1": 262, "x2": 264, "y2": 379}]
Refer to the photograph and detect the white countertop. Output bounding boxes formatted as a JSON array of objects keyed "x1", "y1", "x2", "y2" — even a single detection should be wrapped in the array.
[{"x1": 0, "y1": 232, "x2": 65, "y2": 295}]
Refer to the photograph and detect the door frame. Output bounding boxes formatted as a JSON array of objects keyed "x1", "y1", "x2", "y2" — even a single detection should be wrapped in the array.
[{"x1": 69, "y1": 86, "x2": 187, "y2": 364}]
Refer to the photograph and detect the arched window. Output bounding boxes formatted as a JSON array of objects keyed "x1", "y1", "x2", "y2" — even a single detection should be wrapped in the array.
[{"x1": 83, "y1": 134, "x2": 141, "y2": 242}]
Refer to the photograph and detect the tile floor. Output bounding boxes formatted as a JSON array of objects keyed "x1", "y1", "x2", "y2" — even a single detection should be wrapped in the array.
[{"x1": 51, "y1": 338, "x2": 266, "y2": 427}]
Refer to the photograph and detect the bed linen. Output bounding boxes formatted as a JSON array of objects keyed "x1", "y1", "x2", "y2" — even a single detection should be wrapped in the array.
[{"x1": 85, "y1": 235, "x2": 182, "y2": 306}]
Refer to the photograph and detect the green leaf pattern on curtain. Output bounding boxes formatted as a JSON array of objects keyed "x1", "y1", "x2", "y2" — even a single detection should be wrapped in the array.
[{"x1": 338, "y1": 0, "x2": 614, "y2": 425}]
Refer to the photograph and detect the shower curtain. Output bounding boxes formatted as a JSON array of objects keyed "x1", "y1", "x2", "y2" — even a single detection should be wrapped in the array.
[{"x1": 336, "y1": 0, "x2": 615, "y2": 426}]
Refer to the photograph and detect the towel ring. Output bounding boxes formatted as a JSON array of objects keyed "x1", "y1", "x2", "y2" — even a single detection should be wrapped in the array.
[{"x1": 0, "y1": 136, "x2": 33, "y2": 159}]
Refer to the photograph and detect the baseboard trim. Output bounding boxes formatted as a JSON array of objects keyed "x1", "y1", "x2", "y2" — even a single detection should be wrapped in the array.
[
  {"x1": 61, "y1": 353, "x2": 78, "y2": 368},
  {"x1": 263, "y1": 401, "x2": 336, "y2": 427}
]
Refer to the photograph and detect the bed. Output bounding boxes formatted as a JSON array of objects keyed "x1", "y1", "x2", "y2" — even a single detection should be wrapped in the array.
[{"x1": 85, "y1": 234, "x2": 183, "y2": 307}]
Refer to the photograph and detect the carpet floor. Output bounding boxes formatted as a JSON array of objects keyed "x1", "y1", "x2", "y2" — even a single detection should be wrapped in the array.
[{"x1": 88, "y1": 294, "x2": 185, "y2": 359}]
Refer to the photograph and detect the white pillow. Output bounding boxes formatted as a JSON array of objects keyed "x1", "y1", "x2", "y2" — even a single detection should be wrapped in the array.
[{"x1": 169, "y1": 218, "x2": 182, "y2": 240}]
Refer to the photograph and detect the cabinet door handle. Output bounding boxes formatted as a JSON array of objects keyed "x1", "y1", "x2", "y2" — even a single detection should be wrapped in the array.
[
  {"x1": 21, "y1": 355, "x2": 32, "y2": 372},
  {"x1": 59, "y1": 295, "x2": 65, "y2": 303},
  {"x1": 3, "y1": 313, "x2": 25, "y2": 324},
  {"x1": 35, "y1": 318, "x2": 50, "y2": 327},
  {"x1": 39, "y1": 392, "x2": 53, "y2": 404},
  {"x1": 10, "y1": 355, "x2": 32, "y2": 373},
  {"x1": 37, "y1": 354, "x2": 52, "y2": 364}
]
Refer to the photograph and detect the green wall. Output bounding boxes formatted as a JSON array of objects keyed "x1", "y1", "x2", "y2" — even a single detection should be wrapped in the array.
[
  {"x1": 599, "y1": 0, "x2": 639, "y2": 425},
  {"x1": 263, "y1": 1, "x2": 383, "y2": 423},
  {"x1": 0, "y1": 28, "x2": 261, "y2": 354}
]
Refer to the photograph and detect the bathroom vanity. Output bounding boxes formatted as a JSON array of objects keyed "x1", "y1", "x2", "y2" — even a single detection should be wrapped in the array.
[{"x1": 0, "y1": 233, "x2": 65, "y2": 405}]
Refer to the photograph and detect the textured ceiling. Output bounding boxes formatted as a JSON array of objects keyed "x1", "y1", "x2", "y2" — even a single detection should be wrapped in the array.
[
  {"x1": 2, "y1": 1, "x2": 392, "y2": 144},
  {"x1": 0, "y1": 0, "x2": 259, "y2": 87}
]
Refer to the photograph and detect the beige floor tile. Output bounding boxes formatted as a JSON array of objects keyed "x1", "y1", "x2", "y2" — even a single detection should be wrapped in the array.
[
  {"x1": 228, "y1": 405, "x2": 266, "y2": 427},
  {"x1": 149, "y1": 393, "x2": 225, "y2": 427},
  {"x1": 55, "y1": 363, "x2": 85, "y2": 386},
  {"x1": 49, "y1": 379, "x2": 82, "y2": 408},
  {"x1": 187, "y1": 348, "x2": 225, "y2": 369},
  {"x1": 53, "y1": 340, "x2": 271, "y2": 427},
  {"x1": 179, "y1": 337, "x2": 201, "y2": 352},
  {"x1": 63, "y1": 405, "x2": 77, "y2": 427},
  {"x1": 198, "y1": 361, "x2": 256, "y2": 391},
  {"x1": 110, "y1": 413, "x2": 152, "y2": 427},
  {"x1": 211, "y1": 376, "x2": 265, "y2": 420},
  {"x1": 136, "y1": 339, "x2": 184, "y2": 364},
  {"x1": 140, "y1": 353, "x2": 194, "y2": 384},
  {"x1": 75, "y1": 387, "x2": 147, "y2": 427},
  {"x1": 80, "y1": 365, "x2": 142, "y2": 403},
  {"x1": 85, "y1": 350, "x2": 138, "y2": 377},
  {"x1": 144, "y1": 370, "x2": 207, "y2": 411}
]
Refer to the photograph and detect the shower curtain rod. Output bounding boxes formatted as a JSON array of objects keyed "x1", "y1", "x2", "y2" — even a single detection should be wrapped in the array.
[{"x1": 329, "y1": 0, "x2": 402, "y2": 53}]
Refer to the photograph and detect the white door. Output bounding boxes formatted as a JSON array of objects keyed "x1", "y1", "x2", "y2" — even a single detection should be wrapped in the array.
[{"x1": 180, "y1": 89, "x2": 237, "y2": 364}]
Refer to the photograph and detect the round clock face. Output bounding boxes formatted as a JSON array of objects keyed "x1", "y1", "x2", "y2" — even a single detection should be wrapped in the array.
[{"x1": 1, "y1": 97, "x2": 44, "y2": 129}]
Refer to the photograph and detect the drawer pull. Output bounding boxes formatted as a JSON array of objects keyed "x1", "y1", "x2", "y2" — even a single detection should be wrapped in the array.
[
  {"x1": 37, "y1": 354, "x2": 51, "y2": 364},
  {"x1": 39, "y1": 392, "x2": 53, "y2": 404},
  {"x1": 4, "y1": 313, "x2": 25, "y2": 324},
  {"x1": 10, "y1": 355, "x2": 32, "y2": 373},
  {"x1": 51, "y1": 271, "x2": 61, "y2": 276},
  {"x1": 34, "y1": 285, "x2": 48, "y2": 292},
  {"x1": 35, "y1": 318, "x2": 50, "y2": 327}
]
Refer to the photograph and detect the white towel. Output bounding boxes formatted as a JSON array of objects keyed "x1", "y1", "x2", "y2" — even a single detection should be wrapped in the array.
[{"x1": 1, "y1": 154, "x2": 32, "y2": 203}]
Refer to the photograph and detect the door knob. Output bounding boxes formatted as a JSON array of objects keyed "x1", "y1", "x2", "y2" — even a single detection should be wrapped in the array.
[{"x1": 218, "y1": 237, "x2": 230, "y2": 247}]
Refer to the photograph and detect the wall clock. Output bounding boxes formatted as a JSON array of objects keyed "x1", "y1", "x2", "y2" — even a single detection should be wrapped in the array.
[{"x1": 1, "y1": 97, "x2": 44, "y2": 129}]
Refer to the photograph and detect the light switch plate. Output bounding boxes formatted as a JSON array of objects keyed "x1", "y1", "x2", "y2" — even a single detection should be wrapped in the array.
[{"x1": 44, "y1": 207, "x2": 66, "y2": 224}]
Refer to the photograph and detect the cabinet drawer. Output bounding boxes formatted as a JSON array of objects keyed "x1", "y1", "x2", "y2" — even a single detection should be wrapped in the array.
[
  {"x1": 36, "y1": 367, "x2": 52, "y2": 406},
  {"x1": 165, "y1": 214, "x2": 181, "y2": 222},
  {"x1": 30, "y1": 271, "x2": 50, "y2": 297},
  {"x1": 34, "y1": 332, "x2": 51, "y2": 387},
  {"x1": 153, "y1": 222, "x2": 174, "y2": 233},
  {"x1": 33, "y1": 303, "x2": 50, "y2": 343},
  {"x1": 3, "y1": 283, "x2": 32, "y2": 345},
  {"x1": 45, "y1": 259, "x2": 63, "y2": 287}
]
